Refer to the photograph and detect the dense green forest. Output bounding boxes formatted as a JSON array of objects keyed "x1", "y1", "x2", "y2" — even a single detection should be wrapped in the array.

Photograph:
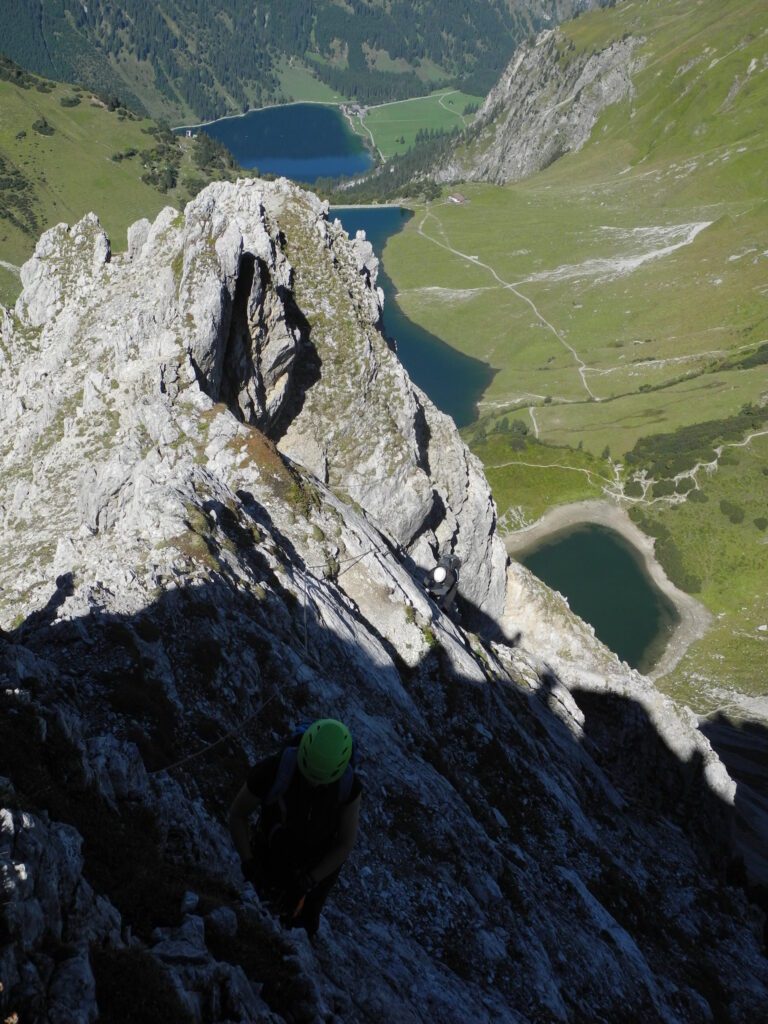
[
  {"x1": 0, "y1": 0, "x2": 605, "y2": 121},
  {"x1": 317, "y1": 127, "x2": 460, "y2": 204}
]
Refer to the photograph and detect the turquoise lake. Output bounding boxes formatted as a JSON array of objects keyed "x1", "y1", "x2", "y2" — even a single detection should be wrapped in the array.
[
  {"x1": 518, "y1": 524, "x2": 678, "y2": 673},
  {"x1": 185, "y1": 104, "x2": 372, "y2": 182}
]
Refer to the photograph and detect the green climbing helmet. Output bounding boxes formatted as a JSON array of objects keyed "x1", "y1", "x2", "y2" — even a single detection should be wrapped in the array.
[{"x1": 297, "y1": 718, "x2": 353, "y2": 785}]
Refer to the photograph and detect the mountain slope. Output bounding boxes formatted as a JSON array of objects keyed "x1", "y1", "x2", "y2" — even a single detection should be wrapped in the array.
[
  {"x1": 0, "y1": 0, "x2": 608, "y2": 121},
  {"x1": 383, "y1": 0, "x2": 768, "y2": 711},
  {"x1": 0, "y1": 56, "x2": 238, "y2": 306},
  {"x1": 437, "y1": 0, "x2": 768, "y2": 185},
  {"x1": 1, "y1": 178, "x2": 767, "y2": 1023}
]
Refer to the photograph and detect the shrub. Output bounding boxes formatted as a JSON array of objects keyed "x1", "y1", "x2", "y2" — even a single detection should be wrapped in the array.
[
  {"x1": 193, "y1": 131, "x2": 238, "y2": 174},
  {"x1": 719, "y1": 499, "x2": 745, "y2": 524},
  {"x1": 60, "y1": 94, "x2": 81, "y2": 107},
  {"x1": 630, "y1": 511, "x2": 701, "y2": 592},
  {"x1": 651, "y1": 479, "x2": 676, "y2": 498},
  {"x1": 625, "y1": 404, "x2": 768, "y2": 477},
  {"x1": 32, "y1": 118, "x2": 55, "y2": 136},
  {"x1": 754, "y1": 517, "x2": 768, "y2": 531},
  {"x1": 688, "y1": 488, "x2": 708, "y2": 503},
  {"x1": 624, "y1": 479, "x2": 643, "y2": 498}
]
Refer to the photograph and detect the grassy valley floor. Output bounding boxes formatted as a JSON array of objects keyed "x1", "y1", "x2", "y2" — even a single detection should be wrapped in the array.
[
  {"x1": 383, "y1": 0, "x2": 768, "y2": 714},
  {"x1": 360, "y1": 89, "x2": 483, "y2": 158}
]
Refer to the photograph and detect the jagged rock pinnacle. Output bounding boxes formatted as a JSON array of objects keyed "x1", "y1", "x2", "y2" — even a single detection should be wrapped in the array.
[{"x1": 1, "y1": 178, "x2": 766, "y2": 1023}]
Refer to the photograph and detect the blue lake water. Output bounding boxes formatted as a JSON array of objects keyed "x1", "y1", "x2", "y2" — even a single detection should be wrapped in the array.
[
  {"x1": 331, "y1": 206, "x2": 496, "y2": 428},
  {"x1": 185, "y1": 104, "x2": 372, "y2": 182},
  {"x1": 182, "y1": 104, "x2": 495, "y2": 424},
  {"x1": 518, "y1": 524, "x2": 679, "y2": 673}
]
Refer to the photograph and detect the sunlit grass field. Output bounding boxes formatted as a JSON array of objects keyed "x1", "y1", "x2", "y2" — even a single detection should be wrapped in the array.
[
  {"x1": 389, "y1": 181, "x2": 767, "y2": 453},
  {"x1": 385, "y1": 0, "x2": 768, "y2": 705},
  {"x1": 0, "y1": 266, "x2": 19, "y2": 308},
  {"x1": 470, "y1": 433, "x2": 611, "y2": 524},
  {"x1": 277, "y1": 60, "x2": 346, "y2": 104},
  {"x1": 363, "y1": 89, "x2": 483, "y2": 158},
  {"x1": 652, "y1": 434, "x2": 768, "y2": 709}
]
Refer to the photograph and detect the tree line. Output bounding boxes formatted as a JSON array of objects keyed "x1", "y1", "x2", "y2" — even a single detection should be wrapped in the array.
[
  {"x1": 624, "y1": 404, "x2": 768, "y2": 479},
  {"x1": 0, "y1": 0, "x2": 583, "y2": 120},
  {"x1": 315, "y1": 125, "x2": 461, "y2": 204}
]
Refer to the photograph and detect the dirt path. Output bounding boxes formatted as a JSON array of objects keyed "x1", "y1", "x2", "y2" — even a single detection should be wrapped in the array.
[
  {"x1": 417, "y1": 208, "x2": 598, "y2": 399},
  {"x1": 0, "y1": 261, "x2": 20, "y2": 275},
  {"x1": 504, "y1": 498, "x2": 712, "y2": 680},
  {"x1": 344, "y1": 107, "x2": 381, "y2": 160},
  {"x1": 487, "y1": 457, "x2": 614, "y2": 489},
  {"x1": 528, "y1": 406, "x2": 540, "y2": 438},
  {"x1": 437, "y1": 90, "x2": 469, "y2": 126}
]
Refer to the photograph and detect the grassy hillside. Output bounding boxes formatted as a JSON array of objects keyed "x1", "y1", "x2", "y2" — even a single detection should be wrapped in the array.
[
  {"x1": 0, "y1": 59, "x2": 238, "y2": 306},
  {"x1": 384, "y1": 0, "x2": 768, "y2": 709}
]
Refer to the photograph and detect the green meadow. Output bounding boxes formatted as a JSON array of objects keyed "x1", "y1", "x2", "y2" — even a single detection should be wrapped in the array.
[
  {"x1": 384, "y1": 0, "x2": 768, "y2": 702},
  {"x1": 0, "y1": 70, "x2": 229, "y2": 299},
  {"x1": 363, "y1": 89, "x2": 483, "y2": 158},
  {"x1": 0, "y1": 266, "x2": 20, "y2": 308},
  {"x1": 277, "y1": 60, "x2": 346, "y2": 104},
  {"x1": 468, "y1": 431, "x2": 611, "y2": 524},
  {"x1": 650, "y1": 433, "x2": 768, "y2": 710}
]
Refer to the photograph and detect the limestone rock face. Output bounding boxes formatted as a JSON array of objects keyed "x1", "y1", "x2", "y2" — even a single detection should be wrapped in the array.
[
  {"x1": 437, "y1": 30, "x2": 643, "y2": 185},
  {"x1": 1, "y1": 179, "x2": 767, "y2": 1023},
  {"x1": 17, "y1": 213, "x2": 111, "y2": 327}
]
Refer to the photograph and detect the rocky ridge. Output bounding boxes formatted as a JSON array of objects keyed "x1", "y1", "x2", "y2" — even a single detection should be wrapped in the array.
[
  {"x1": 1, "y1": 179, "x2": 767, "y2": 1023},
  {"x1": 436, "y1": 28, "x2": 643, "y2": 185}
]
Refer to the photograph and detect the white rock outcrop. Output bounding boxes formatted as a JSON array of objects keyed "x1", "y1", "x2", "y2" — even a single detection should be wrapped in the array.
[
  {"x1": 437, "y1": 29, "x2": 644, "y2": 185},
  {"x1": 1, "y1": 180, "x2": 766, "y2": 1023}
]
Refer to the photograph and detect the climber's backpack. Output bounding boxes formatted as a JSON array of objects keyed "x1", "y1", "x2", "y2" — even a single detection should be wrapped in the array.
[{"x1": 263, "y1": 723, "x2": 357, "y2": 810}]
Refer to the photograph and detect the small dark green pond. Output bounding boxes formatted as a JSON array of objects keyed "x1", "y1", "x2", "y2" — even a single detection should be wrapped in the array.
[{"x1": 518, "y1": 524, "x2": 679, "y2": 673}]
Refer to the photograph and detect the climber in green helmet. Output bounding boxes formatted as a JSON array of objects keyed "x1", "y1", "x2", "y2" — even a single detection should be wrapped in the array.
[{"x1": 228, "y1": 718, "x2": 362, "y2": 937}]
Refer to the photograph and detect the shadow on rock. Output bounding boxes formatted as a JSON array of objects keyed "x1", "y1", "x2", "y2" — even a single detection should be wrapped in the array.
[{"x1": 0, "y1": 571, "x2": 767, "y2": 1024}]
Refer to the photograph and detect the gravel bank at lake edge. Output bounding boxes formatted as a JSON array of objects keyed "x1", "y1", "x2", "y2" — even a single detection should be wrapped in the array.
[{"x1": 504, "y1": 499, "x2": 712, "y2": 681}]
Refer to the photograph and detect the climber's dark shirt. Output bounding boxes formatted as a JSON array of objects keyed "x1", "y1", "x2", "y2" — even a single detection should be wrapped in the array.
[{"x1": 247, "y1": 753, "x2": 361, "y2": 854}]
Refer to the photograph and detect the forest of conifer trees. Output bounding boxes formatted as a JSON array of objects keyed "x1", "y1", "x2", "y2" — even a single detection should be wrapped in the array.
[{"x1": 0, "y1": 0, "x2": 599, "y2": 120}]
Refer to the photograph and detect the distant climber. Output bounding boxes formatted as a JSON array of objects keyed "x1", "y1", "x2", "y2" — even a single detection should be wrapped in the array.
[
  {"x1": 423, "y1": 553, "x2": 461, "y2": 613},
  {"x1": 228, "y1": 718, "x2": 361, "y2": 937}
]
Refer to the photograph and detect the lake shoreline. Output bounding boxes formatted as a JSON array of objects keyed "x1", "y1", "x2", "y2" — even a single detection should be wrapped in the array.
[
  {"x1": 504, "y1": 499, "x2": 712, "y2": 681},
  {"x1": 174, "y1": 99, "x2": 341, "y2": 132},
  {"x1": 173, "y1": 88, "x2": 461, "y2": 131},
  {"x1": 330, "y1": 204, "x2": 404, "y2": 210},
  {"x1": 177, "y1": 103, "x2": 373, "y2": 182}
]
